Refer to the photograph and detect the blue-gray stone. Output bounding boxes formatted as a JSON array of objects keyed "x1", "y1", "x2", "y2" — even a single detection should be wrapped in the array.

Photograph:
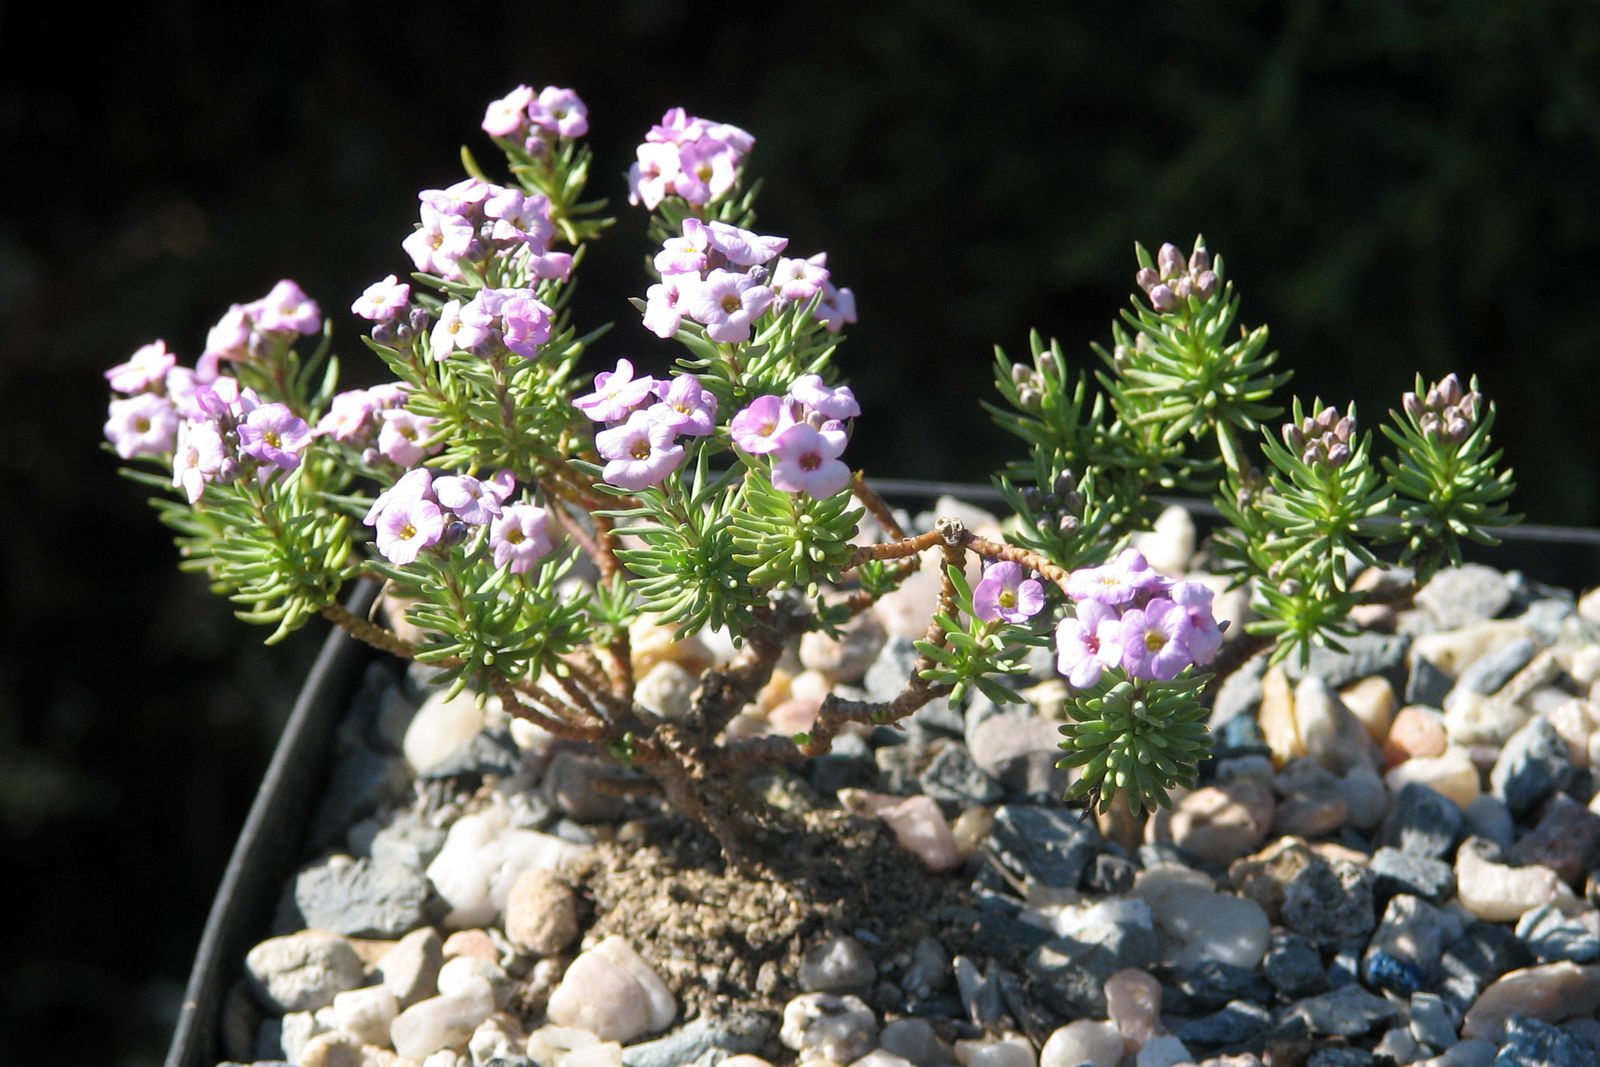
[
  {"x1": 1282, "y1": 854, "x2": 1376, "y2": 950},
  {"x1": 1264, "y1": 930, "x2": 1330, "y2": 999},
  {"x1": 1214, "y1": 712, "x2": 1271, "y2": 758},
  {"x1": 1463, "y1": 794, "x2": 1516, "y2": 851},
  {"x1": 368, "y1": 818, "x2": 449, "y2": 873},
  {"x1": 1406, "y1": 654, "x2": 1456, "y2": 710},
  {"x1": 873, "y1": 740, "x2": 923, "y2": 796},
  {"x1": 1363, "y1": 893, "x2": 1449, "y2": 991},
  {"x1": 293, "y1": 855, "x2": 436, "y2": 939},
  {"x1": 1286, "y1": 984, "x2": 1403, "y2": 1038},
  {"x1": 866, "y1": 635, "x2": 921, "y2": 702},
  {"x1": 1369, "y1": 846, "x2": 1456, "y2": 905},
  {"x1": 919, "y1": 742, "x2": 1005, "y2": 806},
  {"x1": 951, "y1": 903, "x2": 1055, "y2": 961},
  {"x1": 1172, "y1": 960, "x2": 1273, "y2": 1010},
  {"x1": 417, "y1": 726, "x2": 521, "y2": 780},
  {"x1": 1516, "y1": 903, "x2": 1600, "y2": 964},
  {"x1": 1521, "y1": 596, "x2": 1579, "y2": 644},
  {"x1": 1438, "y1": 921, "x2": 1535, "y2": 1015},
  {"x1": 1210, "y1": 651, "x2": 1268, "y2": 727},
  {"x1": 1414, "y1": 564, "x2": 1513, "y2": 628},
  {"x1": 1453, "y1": 635, "x2": 1537, "y2": 697},
  {"x1": 989, "y1": 804, "x2": 1100, "y2": 889},
  {"x1": 1284, "y1": 630, "x2": 1410, "y2": 690},
  {"x1": 1491, "y1": 716, "x2": 1574, "y2": 818},
  {"x1": 953, "y1": 955, "x2": 1009, "y2": 1030},
  {"x1": 1377, "y1": 783, "x2": 1464, "y2": 861},
  {"x1": 1306, "y1": 1050, "x2": 1380, "y2": 1067},
  {"x1": 1408, "y1": 992, "x2": 1459, "y2": 1051},
  {"x1": 620, "y1": 1012, "x2": 773, "y2": 1067},
  {"x1": 809, "y1": 731, "x2": 879, "y2": 795},
  {"x1": 909, "y1": 696, "x2": 966, "y2": 739},
  {"x1": 1025, "y1": 922, "x2": 1157, "y2": 1018},
  {"x1": 1492, "y1": 1013, "x2": 1599, "y2": 1067},
  {"x1": 307, "y1": 748, "x2": 411, "y2": 852},
  {"x1": 1177, "y1": 999, "x2": 1272, "y2": 1047},
  {"x1": 1082, "y1": 851, "x2": 1138, "y2": 895}
]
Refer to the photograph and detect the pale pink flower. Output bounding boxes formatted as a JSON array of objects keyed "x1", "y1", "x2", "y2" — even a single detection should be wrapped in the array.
[
  {"x1": 729, "y1": 395, "x2": 794, "y2": 454},
  {"x1": 973, "y1": 562, "x2": 1045, "y2": 624},
  {"x1": 482, "y1": 84, "x2": 535, "y2": 137},
  {"x1": 575, "y1": 358, "x2": 656, "y2": 423},
  {"x1": 595, "y1": 408, "x2": 685, "y2": 490},
  {"x1": 352, "y1": 275, "x2": 411, "y2": 322},
  {"x1": 104, "y1": 392, "x2": 179, "y2": 459},
  {"x1": 769, "y1": 422, "x2": 851, "y2": 499},
  {"x1": 171, "y1": 418, "x2": 228, "y2": 503},
  {"x1": 106, "y1": 340, "x2": 177, "y2": 393},
  {"x1": 1055, "y1": 599, "x2": 1121, "y2": 689},
  {"x1": 684, "y1": 269, "x2": 774, "y2": 343},
  {"x1": 490, "y1": 504, "x2": 554, "y2": 572}
]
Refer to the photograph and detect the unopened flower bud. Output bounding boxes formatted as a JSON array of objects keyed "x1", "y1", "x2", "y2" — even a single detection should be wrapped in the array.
[
  {"x1": 440, "y1": 520, "x2": 470, "y2": 547},
  {"x1": 1303, "y1": 442, "x2": 1326, "y2": 467},
  {"x1": 1402, "y1": 392, "x2": 1423, "y2": 423},
  {"x1": 1011, "y1": 364, "x2": 1037, "y2": 386},
  {"x1": 1135, "y1": 267, "x2": 1160, "y2": 293},
  {"x1": 372, "y1": 321, "x2": 398, "y2": 346},
  {"x1": 1172, "y1": 276, "x2": 1194, "y2": 301},
  {"x1": 1188, "y1": 247, "x2": 1211, "y2": 275},
  {"x1": 1057, "y1": 514, "x2": 1080, "y2": 536},
  {"x1": 1062, "y1": 491, "x2": 1083, "y2": 515},
  {"x1": 1420, "y1": 413, "x2": 1442, "y2": 437},
  {"x1": 1424, "y1": 385, "x2": 1444, "y2": 411},
  {"x1": 1314, "y1": 406, "x2": 1339, "y2": 433},
  {"x1": 1326, "y1": 442, "x2": 1350, "y2": 467},
  {"x1": 1445, "y1": 414, "x2": 1471, "y2": 443},
  {"x1": 1023, "y1": 487, "x2": 1046, "y2": 511},
  {"x1": 1053, "y1": 471, "x2": 1078, "y2": 497},
  {"x1": 1148, "y1": 284, "x2": 1177, "y2": 313},
  {"x1": 1157, "y1": 243, "x2": 1184, "y2": 281},
  {"x1": 1459, "y1": 392, "x2": 1481, "y2": 422},
  {"x1": 1334, "y1": 415, "x2": 1355, "y2": 442},
  {"x1": 1283, "y1": 423, "x2": 1306, "y2": 452},
  {"x1": 1016, "y1": 385, "x2": 1042, "y2": 412},
  {"x1": 1194, "y1": 270, "x2": 1219, "y2": 299},
  {"x1": 1437, "y1": 373, "x2": 1462, "y2": 406},
  {"x1": 1035, "y1": 348, "x2": 1061, "y2": 380}
]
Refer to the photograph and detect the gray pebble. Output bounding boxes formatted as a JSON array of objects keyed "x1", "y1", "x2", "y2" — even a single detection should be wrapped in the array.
[
  {"x1": 1177, "y1": 999, "x2": 1272, "y2": 1047},
  {"x1": 1490, "y1": 716, "x2": 1573, "y2": 818},
  {"x1": 294, "y1": 854, "x2": 436, "y2": 939},
  {"x1": 798, "y1": 933, "x2": 876, "y2": 993},
  {"x1": 1369, "y1": 846, "x2": 1456, "y2": 905},
  {"x1": 245, "y1": 931, "x2": 367, "y2": 1014},
  {"x1": 1285, "y1": 984, "x2": 1403, "y2": 1038},
  {"x1": 919, "y1": 742, "x2": 1005, "y2": 807},
  {"x1": 1415, "y1": 564, "x2": 1513, "y2": 629},
  {"x1": 1025, "y1": 921, "x2": 1156, "y2": 1018},
  {"x1": 1285, "y1": 630, "x2": 1410, "y2": 691},
  {"x1": 1378, "y1": 782, "x2": 1463, "y2": 861},
  {"x1": 1515, "y1": 904, "x2": 1600, "y2": 964},
  {"x1": 1494, "y1": 1013, "x2": 1599, "y2": 1067},
  {"x1": 1408, "y1": 991, "x2": 1459, "y2": 1050},
  {"x1": 1463, "y1": 794, "x2": 1516, "y2": 851},
  {"x1": 900, "y1": 935, "x2": 950, "y2": 1000},
  {"x1": 1263, "y1": 929, "x2": 1329, "y2": 999},
  {"x1": 1452, "y1": 635, "x2": 1537, "y2": 697},
  {"x1": 989, "y1": 804, "x2": 1100, "y2": 889},
  {"x1": 621, "y1": 1012, "x2": 773, "y2": 1067}
]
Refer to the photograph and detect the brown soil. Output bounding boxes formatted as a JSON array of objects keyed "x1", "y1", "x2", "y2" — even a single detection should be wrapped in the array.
[{"x1": 569, "y1": 804, "x2": 978, "y2": 1025}]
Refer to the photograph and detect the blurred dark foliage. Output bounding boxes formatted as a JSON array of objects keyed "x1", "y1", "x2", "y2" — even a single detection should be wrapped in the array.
[{"x1": 3, "y1": 0, "x2": 1599, "y2": 1061}]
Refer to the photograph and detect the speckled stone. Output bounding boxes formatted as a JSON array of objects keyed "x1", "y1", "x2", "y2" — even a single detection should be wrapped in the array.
[{"x1": 245, "y1": 930, "x2": 368, "y2": 1014}]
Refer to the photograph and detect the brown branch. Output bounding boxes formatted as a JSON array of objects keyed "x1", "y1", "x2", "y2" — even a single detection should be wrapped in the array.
[
  {"x1": 321, "y1": 600, "x2": 418, "y2": 659},
  {"x1": 852, "y1": 473, "x2": 908, "y2": 541},
  {"x1": 488, "y1": 672, "x2": 607, "y2": 744}
]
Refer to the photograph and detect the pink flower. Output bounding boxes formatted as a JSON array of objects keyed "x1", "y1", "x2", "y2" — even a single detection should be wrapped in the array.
[
  {"x1": 704, "y1": 221, "x2": 787, "y2": 268},
  {"x1": 482, "y1": 84, "x2": 535, "y2": 137},
  {"x1": 435, "y1": 471, "x2": 514, "y2": 525},
  {"x1": 815, "y1": 280, "x2": 858, "y2": 333},
  {"x1": 772, "y1": 254, "x2": 830, "y2": 303},
  {"x1": 789, "y1": 373, "x2": 860, "y2": 420},
  {"x1": 684, "y1": 269, "x2": 774, "y2": 344},
  {"x1": 499, "y1": 293, "x2": 553, "y2": 357},
  {"x1": 769, "y1": 422, "x2": 851, "y2": 499},
  {"x1": 1118, "y1": 598, "x2": 1193, "y2": 682},
  {"x1": 171, "y1": 418, "x2": 228, "y2": 503},
  {"x1": 595, "y1": 409, "x2": 685, "y2": 491},
  {"x1": 248, "y1": 280, "x2": 321, "y2": 336},
  {"x1": 490, "y1": 504, "x2": 554, "y2": 572},
  {"x1": 104, "y1": 392, "x2": 179, "y2": 459},
  {"x1": 627, "y1": 142, "x2": 680, "y2": 210},
  {"x1": 484, "y1": 188, "x2": 554, "y2": 251},
  {"x1": 377, "y1": 409, "x2": 438, "y2": 467},
  {"x1": 363, "y1": 467, "x2": 436, "y2": 526},
  {"x1": 575, "y1": 359, "x2": 656, "y2": 423},
  {"x1": 1065, "y1": 548, "x2": 1168, "y2": 606},
  {"x1": 374, "y1": 497, "x2": 444, "y2": 566},
  {"x1": 649, "y1": 375, "x2": 717, "y2": 437},
  {"x1": 106, "y1": 340, "x2": 177, "y2": 393},
  {"x1": 529, "y1": 87, "x2": 588, "y2": 138},
  {"x1": 973, "y1": 562, "x2": 1045, "y2": 624},
  {"x1": 654, "y1": 218, "x2": 713, "y2": 276},
  {"x1": 1055, "y1": 599, "x2": 1121, "y2": 688},
  {"x1": 1171, "y1": 580, "x2": 1224, "y2": 665},
  {"x1": 197, "y1": 304, "x2": 254, "y2": 377},
  {"x1": 730, "y1": 395, "x2": 794, "y2": 455},
  {"x1": 642, "y1": 277, "x2": 687, "y2": 339},
  {"x1": 237, "y1": 402, "x2": 312, "y2": 471},
  {"x1": 402, "y1": 208, "x2": 476, "y2": 277},
  {"x1": 352, "y1": 275, "x2": 411, "y2": 322},
  {"x1": 430, "y1": 298, "x2": 496, "y2": 361}
]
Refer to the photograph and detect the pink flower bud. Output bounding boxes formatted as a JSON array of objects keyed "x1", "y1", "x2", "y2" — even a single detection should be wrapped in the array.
[{"x1": 1157, "y1": 243, "x2": 1184, "y2": 281}]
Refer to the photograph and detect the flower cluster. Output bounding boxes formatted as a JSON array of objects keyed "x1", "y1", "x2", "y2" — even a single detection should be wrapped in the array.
[
  {"x1": 627, "y1": 108, "x2": 754, "y2": 210},
  {"x1": 1135, "y1": 242, "x2": 1219, "y2": 312},
  {"x1": 574, "y1": 359, "x2": 718, "y2": 491},
  {"x1": 641, "y1": 218, "x2": 857, "y2": 343},
  {"x1": 1055, "y1": 549, "x2": 1223, "y2": 688},
  {"x1": 972, "y1": 562, "x2": 1045, "y2": 624},
  {"x1": 729, "y1": 374, "x2": 860, "y2": 499},
  {"x1": 481, "y1": 84, "x2": 589, "y2": 155},
  {"x1": 362, "y1": 466, "x2": 549, "y2": 571},
  {"x1": 401, "y1": 177, "x2": 570, "y2": 285}
]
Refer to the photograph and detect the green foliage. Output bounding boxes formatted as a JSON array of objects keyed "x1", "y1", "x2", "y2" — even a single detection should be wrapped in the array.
[
  {"x1": 915, "y1": 564, "x2": 1049, "y2": 707},
  {"x1": 1056, "y1": 672, "x2": 1212, "y2": 817},
  {"x1": 729, "y1": 468, "x2": 863, "y2": 599}
]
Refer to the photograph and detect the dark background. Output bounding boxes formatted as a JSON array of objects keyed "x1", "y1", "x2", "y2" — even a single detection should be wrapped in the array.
[{"x1": 5, "y1": 1, "x2": 1600, "y2": 1062}]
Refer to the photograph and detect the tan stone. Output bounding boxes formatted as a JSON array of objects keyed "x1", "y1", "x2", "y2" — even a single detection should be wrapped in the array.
[
  {"x1": 1258, "y1": 665, "x2": 1304, "y2": 767},
  {"x1": 1462, "y1": 962, "x2": 1600, "y2": 1039},
  {"x1": 1339, "y1": 675, "x2": 1397, "y2": 744}
]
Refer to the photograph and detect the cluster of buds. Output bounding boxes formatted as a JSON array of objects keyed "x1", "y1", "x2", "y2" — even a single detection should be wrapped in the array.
[
  {"x1": 642, "y1": 218, "x2": 856, "y2": 343},
  {"x1": 1136, "y1": 242, "x2": 1219, "y2": 312},
  {"x1": 1402, "y1": 372, "x2": 1482, "y2": 445},
  {"x1": 401, "y1": 177, "x2": 571, "y2": 286},
  {"x1": 1055, "y1": 549, "x2": 1224, "y2": 688},
  {"x1": 627, "y1": 108, "x2": 754, "y2": 210},
  {"x1": 1023, "y1": 471, "x2": 1086, "y2": 538},
  {"x1": 1283, "y1": 404, "x2": 1356, "y2": 469},
  {"x1": 480, "y1": 84, "x2": 589, "y2": 156}
]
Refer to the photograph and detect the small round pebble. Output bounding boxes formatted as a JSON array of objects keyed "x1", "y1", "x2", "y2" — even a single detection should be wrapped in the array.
[
  {"x1": 504, "y1": 867, "x2": 580, "y2": 956},
  {"x1": 1039, "y1": 1019, "x2": 1124, "y2": 1067},
  {"x1": 245, "y1": 930, "x2": 368, "y2": 1014}
]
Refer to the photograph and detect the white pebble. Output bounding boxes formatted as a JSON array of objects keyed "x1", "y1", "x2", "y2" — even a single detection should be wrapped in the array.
[
  {"x1": 425, "y1": 810, "x2": 589, "y2": 929},
  {"x1": 331, "y1": 984, "x2": 398, "y2": 1047},
  {"x1": 957, "y1": 1036, "x2": 1036, "y2": 1067},
  {"x1": 1455, "y1": 841, "x2": 1581, "y2": 923},
  {"x1": 545, "y1": 935, "x2": 676, "y2": 1043},
  {"x1": 389, "y1": 975, "x2": 496, "y2": 1063},
  {"x1": 246, "y1": 930, "x2": 368, "y2": 1014},
  {"x1": 1039, "y1": 1019, "x2": 1124, "y2": 1067},
  {"x1": 779, "y1": 992, "x2": 879, "y2": 1063},
  {"x1": 403, "y1": 688, "x2": 487, "y2": 774},
  {"x1": 1134, "y1": 1034, "x2": 1193, "y2": 1067}
]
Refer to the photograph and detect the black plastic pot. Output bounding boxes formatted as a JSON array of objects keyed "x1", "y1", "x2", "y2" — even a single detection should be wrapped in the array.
[
  {"x1": 163, "y1": 498, "x2": 1600, "y2": 1066},
  {"x1": 166, "y1": 581, "x2": 378, "y2": 1067}
]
